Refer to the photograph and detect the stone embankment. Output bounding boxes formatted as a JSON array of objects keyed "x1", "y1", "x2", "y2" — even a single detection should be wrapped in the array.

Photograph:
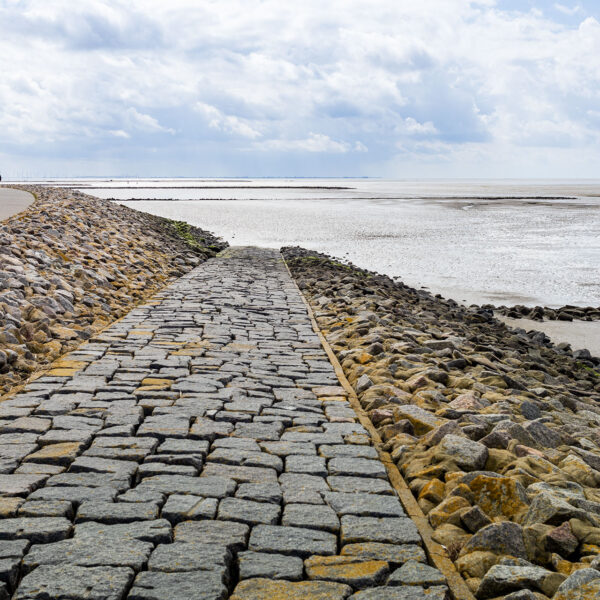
[
  {"x1": 0, "y1": 247, "x2": 448, "y2": 599},
  {"x1": 283, "y1": 246, "x2": 600, "y2": 599},
  {"x1": 492, "y1": 304, "x2": 600, "y2": 323},
  {"x1": 0, "y1": 186, "x2": 227, "y2": 395}
]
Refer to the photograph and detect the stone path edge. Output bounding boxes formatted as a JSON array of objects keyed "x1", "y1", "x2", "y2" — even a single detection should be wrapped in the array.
[{"x1": 283, "y1": 254, "x2": 477, "y2": 600}]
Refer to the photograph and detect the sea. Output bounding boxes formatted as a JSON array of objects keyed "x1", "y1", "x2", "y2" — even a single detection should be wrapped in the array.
[{"x1": 46, "y1": 178, "x2": 600, "y2": 309}]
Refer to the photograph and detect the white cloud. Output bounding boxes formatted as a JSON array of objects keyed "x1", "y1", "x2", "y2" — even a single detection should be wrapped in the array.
[
  {"x1": 195, "y1": 102, "x2": 261, "y2": 139},
  {"x1": 109, "y1": 129, "x2": 130, "y2": 138},
  {"x1": 554, "y1": 3, "x2": 582, "y2": 16},
  {"x1": 125, "y1": 108, "x2": 175, "y2": 134},
  {"x1": 256, "y1": 133, "x2": 361, "y2": 153},
  {"x1": 0, "y1": 0, "x2": 599, "y2": 176}
]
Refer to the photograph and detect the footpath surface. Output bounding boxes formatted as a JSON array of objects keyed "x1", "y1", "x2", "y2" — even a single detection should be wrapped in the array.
[
  {"x1": 0, "y1": 247, "x2": 447, "y2": 600},
  {"x1": 0, "y1": 188, "x2": 34, "y2": 220}
]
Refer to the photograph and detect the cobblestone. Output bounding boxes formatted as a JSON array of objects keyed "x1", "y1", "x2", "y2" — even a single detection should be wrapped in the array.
[{"x1": 0, "y1": 247, "x2": 444, "y2": 598}]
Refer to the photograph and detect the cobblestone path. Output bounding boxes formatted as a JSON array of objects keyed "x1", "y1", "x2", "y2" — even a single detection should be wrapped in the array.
[{"x1": 0, "y1": 247, "x2": 447, "y2": 600}]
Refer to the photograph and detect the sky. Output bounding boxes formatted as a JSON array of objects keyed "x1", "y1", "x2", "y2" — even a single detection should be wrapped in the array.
[{"x1": 0, "y1": 0, "x2": 599, "y2": 179}]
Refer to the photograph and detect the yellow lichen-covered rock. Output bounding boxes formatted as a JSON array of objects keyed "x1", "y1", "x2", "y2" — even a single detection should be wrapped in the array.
[
  {"x1": 304, "y1": 555, "x2": 389, "y2": 588},
  {"x1": 551, "y1": 553, "x2": 576, "y2": 576},
  {"x1": 485, "y1": 448, "x2": 518, "y2": 472},
  {"x1": 418, "y1": 498, "x2": 436, "y2": 515},
  {"x1": 502, "y1": 455, "x2": 566, "y2": 488},
  {"x1": 479, "y1": 375, "x2": 508, "y2": 388},
  {"x1": 559, "y1": 454, "x2": 600, "y2": 487},
  {"x1": 408, "y1": 463, "x2": 454, "y2": 481},
  {"x1": 393, "y1": 405, "x2": 447, "y2": 436},
  {"x1": 23, "y1": 442, "x2": 84, "y2": 466},
  {"x1": 448, "y1": 483, "x2": 475, "y2": 503},
  {"x1": 428, "y1": 495, "x2": 471, "y2": 528},
  {"x1": 409, "y1": 478, "x2": 429, "y2": 496},
  {"x1": 0, "y1": 497, "x2": 24, "y2": 518},
  {"x1": 580, "y1": 543, "x2": 600, "y2": 556},
  {"x1": 448, "y1": 376, "x2": 475, "y2": 389},
  {"x1": 455, "y1": 550, "x2": 498, "y2": 579},
  {"x1": 468, "y1": 474, "x2": 529, "y2": 520},
  {"x1": 465, "y1": 576, "x2": 482, "y2": 594},
  {"x1": 431, "y1": 523, "x2": 472, "y2": 548},
  {"x1": 404, "y1": 373, "x2": 433, "y2": 392},
  {"x1": 418, "y1": 478, "x2": 445, "y2": 504},
  {"x1": 230, "y1": 578, "x2": 353, "y2": 600},
  {"x1": 481, "y1": 391, "x2": 507, "y2": 403},
  {"x1": 569, "y1": 519, "x2": 600, "y2": 546},
  {"x1": 523, "y1": 523, "x2": 554, "y2": 564}
]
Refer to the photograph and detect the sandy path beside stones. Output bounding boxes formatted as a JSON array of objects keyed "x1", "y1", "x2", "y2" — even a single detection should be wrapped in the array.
[{"x1": 0, "y1": 188, "x2": 34, "y2": 220}]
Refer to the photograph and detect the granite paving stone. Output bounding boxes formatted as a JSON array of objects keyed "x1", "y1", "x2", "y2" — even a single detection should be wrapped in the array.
[
  {"x1": 147, "y1": 542, "x2": 231, "y2": 577},
  {"x1": 304, "y1": 555, "x2": 390, "y2": 589},
  {"x1": 26, "y1": 485, "x2": 118, "y2": 504},
  {"x1": 217, "y1": 497, "x2": 281, "y2": 525},
  {"x1": 0, "y1": 474, "x2": 48, "y2": 496},
  {"x1": 22, "y1": 537, "x2": 154, "y2": 571},
  {"x1": 235, "y1": 482, "x2": 282, "y2": 504},
  {"x1": 14, "y1": 565, "x2": 135, "y2": 600},
  {"x1": 230, "y1": 578, "x2": 353, "y2": 600},
  {"x1": 387, "y1": 560, "x2": 446, "y2": 587},
  {"x1": 249, "y1": 524, "x2": 337, "y2": 557},
  {"x1": 174, "y1": 520, "x2": 249, "y2": 551},
  {"x1": 340, "y1": 516, "x2": 422, "y2": 546},
  {"x1": 18, "y1": 500, "x2": 74, "y2": 518},
  {"x1": 323, "y1": 492, "x2": 406, "y2": 517},
  {"x1": 135, "y1": 474, "x2": 236, "y2": 498},
  {"x1": 286, "y1": 454, "x2": 328, "y2": 476},
  {"x1": 0, "y1": 517, "x2": 72, "y2": 543},
  {"x1": 75, "y1": 500, "x2": 159, "y2": 523},
  {"x1": 328, "y1": 457, "x2": 388, "y2": 479},
  {"x1": 237, "y1": 551, "x2": 304, "y2": 581},
  {"x1": 160, "y1": 494, "x2": 218, "y2": 523},
  {"x1": 23, "y1": 442, "x2": 84, "y2": 466},
  {"x1": 341, "y1": 543, "x2": 427, "y2": 566},
  {"x1": 282, "y1": 503, "x2": 340, "y2": 532},
  {"x1": 2, "y1": 247, "x2": 439, "y2": 599},
  {"x1": 128, "y1": 570, "x2": 228, "y2": 600}
]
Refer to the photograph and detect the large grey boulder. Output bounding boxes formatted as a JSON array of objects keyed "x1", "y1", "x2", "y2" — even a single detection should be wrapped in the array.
[
  {"x1": 437, "y1": 435, "x2": 488, "y2": 471},
  {"x1": 476, "y1": 562, "x2": 563, "y2": 599},
  {"x1": 461, "y1": 522, "x2": 527, "y2": 559},
  {"x1": 552, "y1": 568, "x2": 600, "y2": 600}
]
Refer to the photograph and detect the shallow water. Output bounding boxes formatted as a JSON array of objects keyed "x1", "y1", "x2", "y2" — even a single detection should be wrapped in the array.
[{"x1": 75, "y1": 178, "x2": 600, "y2": 308}]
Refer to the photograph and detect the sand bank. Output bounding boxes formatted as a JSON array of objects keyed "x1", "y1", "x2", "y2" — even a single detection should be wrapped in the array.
[{"x1": 0, "y1": 187, "x2": 34, "y2": 220}]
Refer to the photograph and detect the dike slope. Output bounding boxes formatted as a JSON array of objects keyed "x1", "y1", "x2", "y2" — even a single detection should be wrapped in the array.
[
  {"x1": 0, "y1": 186, "x2": 227, "y2": 395},
  {"x1": 283, "y1": 245, "x2": 600, "y2": 600}
]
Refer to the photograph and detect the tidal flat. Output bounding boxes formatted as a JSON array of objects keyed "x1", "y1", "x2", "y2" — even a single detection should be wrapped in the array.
[{"x1": 81, "y1": 178, "x2": 600, "y2": 309}]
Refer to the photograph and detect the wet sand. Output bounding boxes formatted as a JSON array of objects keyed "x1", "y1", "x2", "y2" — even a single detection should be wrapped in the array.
[
  {"x1": 0, "y1": 187, "x2": 34, "y2": 220},
  {"x1": 499, "y1": 315, "x2": 600, "y2": 357}
]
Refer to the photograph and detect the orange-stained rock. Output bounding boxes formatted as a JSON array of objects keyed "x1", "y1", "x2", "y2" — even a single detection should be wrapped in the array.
[
  {"x1": 428, "y1": 495, "x2": 471, "y2": 528},
  {"x1": 230, "y1": 578, "x2": 353, "y2": 600},
  {"x1": 467, "y1": 474, "x2": 529, "y2": 520},
  {"x1": 304, "y1": 555, "x2": 389, "y2": 588},
  {"x1": 418, "y1": 478, "x2": 445, "y2": 505}
]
